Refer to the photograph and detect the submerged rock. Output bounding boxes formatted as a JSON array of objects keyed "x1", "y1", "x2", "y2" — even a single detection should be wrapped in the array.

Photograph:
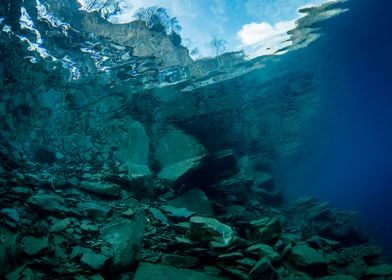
[
  {"x1": 161, "y1": 254, "x2": 199, "y2": 268},
  {"x1": 249, "y1": 217, "x2": 282, "y2": 243},
  {"x1": 189, "y1": 216, "x2": 234, "y2": 247},
  {"x1": 76, "y1": 201, "x2": 111, "y2": 222},
  {"x1": 319, "y1": 276, "x2": 358, "y2": 280},
  {"x1": 25, "y1": 194, "x2": 68, "y2": 214},
  {"x1": 134, "y1": 262, "x2": 218, "y2": 280},
  {"x1": 114, "y1": 119, "x2": 152, "y2": 180},
  {"x1": 155, "y1": 129, "x2": 207, "y2": 187},
  {"x1": 168, "y1": 188, "x2": 213, "y2": 217},
  {"x1": 21, "y1": 236, "x2": 49, "y2": 256},
  {"x1": 288, "y1": 243, "x2": 327, "y2": 268},
  {"x1": 366, "y1": 263, "x2": 392, "y2": 277},
  {"x1": 100, "y1": 211, "x2": 145, "y2": 272},
  {"x1": 246, "y1": 243, "x2": 281, "y2": 261},
  {"x1": 79, "y1": 181, "x2": 121, "y2": 198},
  {"x1": 80, "y1": 252, "x2": 109, "y2": 270},
  {"x1": 249, "y1": 257, "x2": 277, "y2": 279},
  {"x1": 0, "y1": 208, "x2": 19, "y2": 223}
]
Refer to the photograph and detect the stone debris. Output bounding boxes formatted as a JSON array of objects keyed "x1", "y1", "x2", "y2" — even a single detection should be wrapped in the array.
[{"x1": 0, "y1": 136, "x2": 391, "y2": 279}]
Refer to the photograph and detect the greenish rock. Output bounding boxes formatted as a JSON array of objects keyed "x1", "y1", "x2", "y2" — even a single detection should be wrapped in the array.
[
  {"x1": 0, "y1": 243, "x2": 10, "y2": 273},
  {"x1": 156, "y1": 129, "x2": 207, "y2": 186},
  {"x1": 100, "y1": 211, "x2": 145, "y2": 272},
  {"x1": 134, "y1": 262, "x2": 218, "y2": 280},
  {"x1": 236, "y1": 258, "x2": 257, "y2": 268},
  {"x1": 149, "y1": 207, "x2": 169, "y2": 224},
  {"x1": 366, "y1": 264, "x2": 392, "y2": 277},
  {"x1": 12, "y1": 187, "x2": 30, "y2": 195},
  {"x1": 160, "y1": 205, "x2": 194, "y2": 219},
  {"x1": 25, "y1": 194, "x2": 68, "y2": 214},
  {"x1": 319, "y1": 276, "x2": 357, "y2": 280},
  {"x1": 80, "y1": 181, "x2": 121, "y2": 198},
  {"x1": 50, "y1": 218, "x2": 71, "y2": 232},
  {"x1": 249, "y1": 257, "x2": 275, "y2": 279},
  {"x1": 161, "y1": 254, "x2": 199, "y2": 268},
  {"x1": 21, "y1": 235, "x2": 49, "y2": 256},
  {"x1": 114, "y1": 119, "x2": 152, "y2": 179},
  {"x1": 289, "y1": 243, "x2": 327, "y2": 268},
  {"x1": 80, "y1": 252, "x2": 109, "y2": 270},
  {"x1": 217, "y1": 252, "x2": 244, "y2": 261},
  {"x1": 0, "y1": 208, "x2": 19, "y2": 222},
  {"x1": 189, "y1": 216, "x2": 234, "y2": 247},
  {"x1": 5, "y1": 265, "x2": 28, "y2": 280},
  {"x1": 168, "y1": 188, "x2": 213, "y2": 216},
  {"x1": 249, "y1": 217, "x2": 282, "y2": 243},
  {"x1": 246, "y1": 243, "x2": 281, "y2": 261},
  {"x1": 80, "y1": 223, "x2": 99, "y2": 232},
  {"x1": 77, "y1": 201, "x2": 110, "y2": 222}
]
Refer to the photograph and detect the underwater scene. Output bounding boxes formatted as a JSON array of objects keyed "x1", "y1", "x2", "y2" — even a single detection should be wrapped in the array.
[{"x1": 1, "y1": 0, "x2": 391, "y2": 279}]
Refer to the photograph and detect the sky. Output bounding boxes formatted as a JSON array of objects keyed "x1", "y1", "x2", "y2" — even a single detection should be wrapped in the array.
[{"x1": 79, "y1": 0, "x2": 334, "y2": 58}]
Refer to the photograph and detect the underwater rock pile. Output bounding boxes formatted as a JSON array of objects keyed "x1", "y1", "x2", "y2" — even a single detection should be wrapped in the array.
[{"x1": 0, "y1": 151, "x2": 391, "y2": 280}]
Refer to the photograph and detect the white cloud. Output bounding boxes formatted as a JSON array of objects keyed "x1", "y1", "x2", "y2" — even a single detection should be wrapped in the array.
[
  {"x1": 238, "y1": 21, "x2": 295, "y2": 45},
  {"x1": 237, "y1": 20, "x2": 295, "y2": 57}
]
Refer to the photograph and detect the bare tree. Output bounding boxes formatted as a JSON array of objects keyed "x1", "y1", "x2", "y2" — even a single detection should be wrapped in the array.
[
  {"x1": 83, "y1": 0, "x2": 121, "y2": 20},
  {"x1": 209, "y1": 35, "x2": 227, "y2": 57}
]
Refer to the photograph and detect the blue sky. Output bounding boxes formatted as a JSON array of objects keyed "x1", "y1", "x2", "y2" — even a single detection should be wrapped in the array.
[{"x1": 81, "y1": 0, "x2": 335, "y2": 58}]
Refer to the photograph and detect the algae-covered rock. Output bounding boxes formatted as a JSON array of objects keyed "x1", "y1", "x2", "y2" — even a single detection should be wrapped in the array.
[{"x1": 189, "y1": 216, "x2": 234, "y2": 247}]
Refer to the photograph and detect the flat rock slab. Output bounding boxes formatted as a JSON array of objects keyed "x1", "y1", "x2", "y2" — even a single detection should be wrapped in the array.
[
  {"x1": 189, "y1": 216, "x2": 234, "y2": 247},
  {"x1": 25, "y1": 194, "x2": 68, "y2": 214},
  {"x1": 80, "y1": 181, "x2": 121, "y2": 198},
  {"x1": 133, "y1": 262, "x2": 219, "y2": 280}
]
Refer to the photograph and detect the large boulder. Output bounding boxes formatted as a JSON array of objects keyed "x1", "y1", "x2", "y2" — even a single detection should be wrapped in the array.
[
  {"x1": 100, "y1": 211, "x2": 145, "y2": 272},
  {"x1": 155, "y1": 129, "x2": 207, "y2": 187}
]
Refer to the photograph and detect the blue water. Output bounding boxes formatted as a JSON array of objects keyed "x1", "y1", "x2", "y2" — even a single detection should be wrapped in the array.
[{"x1": 282, "y1": 0, "x2": 392, "y2": 255}]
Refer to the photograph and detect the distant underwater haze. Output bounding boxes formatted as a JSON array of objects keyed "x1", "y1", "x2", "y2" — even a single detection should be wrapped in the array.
[{"x1": 1, "y1": 0, "x2": 392, "y2": 278}]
